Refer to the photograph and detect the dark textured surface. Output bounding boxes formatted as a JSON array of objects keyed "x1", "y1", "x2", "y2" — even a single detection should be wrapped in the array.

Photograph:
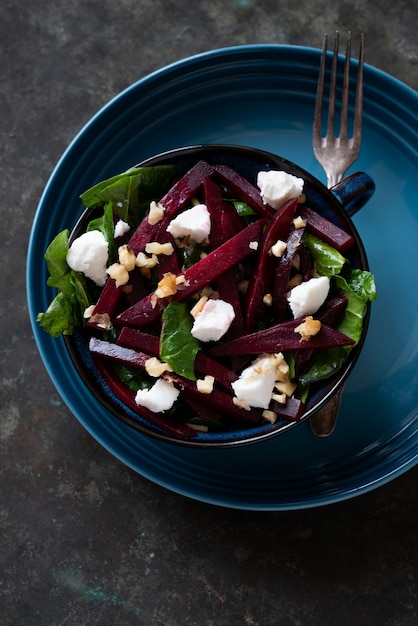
[{"x1": 2, "y1": 1, "x2": 418, "y2": 624}]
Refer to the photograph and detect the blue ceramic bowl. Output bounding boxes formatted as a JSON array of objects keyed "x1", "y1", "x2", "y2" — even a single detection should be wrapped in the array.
[{"x1": 64, "y1": 144, "x2": 375, "y2": 447}]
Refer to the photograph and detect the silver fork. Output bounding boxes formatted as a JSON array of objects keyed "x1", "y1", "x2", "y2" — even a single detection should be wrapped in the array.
[
  {"x1": 313, "y1": 31, "x2": 364, "y2": 188},
  {"x1": 310, "y1": 32, "x2": 364, "y2": 437}
]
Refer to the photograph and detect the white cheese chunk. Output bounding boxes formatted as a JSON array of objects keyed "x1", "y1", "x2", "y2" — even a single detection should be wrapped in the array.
[
  {"x1": 166, "y1": 203, "x2": 211, "y2": 243},
  {"x1": 135, "y1": 378, "x2": 179, "y2": 412},
  {"x1": 288, "y1": 276, "x2": 330, "y2": 318},
  {"x1": 231, "y1": 354, "x2": 280, "y2": 409},
  {"x1": 191, "y1": 299, "x2": 235, "y2": 342},
  {"x1": 114, "y1": 219, "x2": 130, "y2": 238},
  {"x1": 66, "y1": 230, "x2": 109, "y2": 286},
  {"x1": 257, "y1": 170, "x2": 304, "y2": 209}
]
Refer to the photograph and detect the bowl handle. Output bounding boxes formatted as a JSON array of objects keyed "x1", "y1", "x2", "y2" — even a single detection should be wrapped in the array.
[{"x1": 330, "y1": 172, "x2": 376, "y2": 217}]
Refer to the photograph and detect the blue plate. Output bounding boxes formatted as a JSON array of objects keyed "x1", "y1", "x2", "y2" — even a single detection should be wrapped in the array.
[{"x1": 27, "y1": 45, "x2": 418, "y2": 510}]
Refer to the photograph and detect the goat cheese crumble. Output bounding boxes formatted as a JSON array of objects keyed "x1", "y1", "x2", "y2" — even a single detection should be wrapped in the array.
[
  {"x1": 288, "y1": 275, "x2": 330, "y2": 318},
  {"x1": 166, "y1": 203, "x2": 211, "y2": 243},
  {"x1": 66, "y1": 230, "x2": 109, "y2": 286},
  {"x1": 257, "y1": 170, "x2": 304, "y2": 209},
  {"x1": 191, "y1": 298, "x2": 235, "y2": 342}
]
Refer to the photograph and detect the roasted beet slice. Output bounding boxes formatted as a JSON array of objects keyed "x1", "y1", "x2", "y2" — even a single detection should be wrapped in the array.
[
  {"x1": 213, "y1": 164, "x2": 275, "y2": 219},
  {"x1": 208, "y1": 319, "x2": 355, "y2": 357},
  {"x1": 273, "y1": 224, "x2": 306, "y2": 322},
  {"x1": 301, "y1": 207, "x2": 355, "y2": 252},
  {"x1": 269, "y1": 396, "x2": 305, "y2": 421},
  {"x1": 244, "y1": 197, "x2": 299, "y2": 331}
]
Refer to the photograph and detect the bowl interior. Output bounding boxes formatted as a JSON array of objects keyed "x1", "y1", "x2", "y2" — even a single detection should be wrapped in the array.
[{"x1": 65, "y1": 144, "x2": 371, "y2": 448}]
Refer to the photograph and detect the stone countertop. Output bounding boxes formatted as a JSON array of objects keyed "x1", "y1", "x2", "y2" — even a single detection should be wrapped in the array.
[{"x1": 2, "y1": 1, "x2": 417, "y2": 624}]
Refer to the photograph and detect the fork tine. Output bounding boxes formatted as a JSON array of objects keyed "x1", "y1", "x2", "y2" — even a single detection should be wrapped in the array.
[
  {"x1": 340, "y1": 31, "x2": 352, "y2": 143},
  {"x1": 352, "y1": 32, "x2": 364, "y2": 150},
  {"x1": 313, "y1": 33, "x2": 327, "y2": 144},
  {"x1": 326, "y1": 31, "x2": 339, "y2": 142}
]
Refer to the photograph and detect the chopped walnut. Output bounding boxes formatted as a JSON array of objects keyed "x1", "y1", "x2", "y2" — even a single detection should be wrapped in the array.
[
  {"x1": 118, "y1": 244, "x2": 136, "y2": 271},
  {"x1": 275, "y1": 380, "x2": 297, "y2": 397},
  {"x1": 270, "y1": 239, "x2": 287, "y2": 257},
  {"x1": 136, "y1": 251, "x2": 159, "y2": 269},
  {"x1": 295, "y1": 316, "x2": 322, "y2": 341},
  {"x1": 293, "y1": 215, "x2": 307, "y2": 229},
  {"x1": 89, "y1": 312, "x2": 111, "y2": 331},
  {"x1": 196, "y1": 375, "x2": 215, "y2": 394},
  {"x1": 262, "y1": 409, "x2": 278, "y2": 424},
  {"x1": 145, "y1": 357, "x2": 173, "y2": 377},
  {"x1": 145, "y1": 241, "x2": 174, "y2": 256},
  {"x1": 272, "y1": 392, "x2": 287, "y2": 405},
  {"x1": 190, "y1": 295, "x2": 208, "y2": 318},
  {"x1": 106, "y1": 263, "x2": 130, "y2": 287},
  {"x1": 148, "y1": 201, "x2": 165, "y2": 225},
  {"x1": 175, "y1": 274, "x2": 190, "y2": 289},
  {"x1": 155, "y1": 272, "x2": 178, "y2": 299}
]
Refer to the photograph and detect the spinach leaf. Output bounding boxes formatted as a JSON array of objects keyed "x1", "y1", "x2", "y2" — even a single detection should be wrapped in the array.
[
  {"x1": 111, "y1": 362, "x2": 154, "y2": 392},
  {"x1": 303, "y1": 232, "x2": 347, "y2": 276},
  {"x1": 80, "y1": 165, "x2": 175, "y2": 227},
  {"x1": 160, "y1": 302, "x2": 200, "y2": 381},
  {"x1": 44, "y1": 229, "x2": 72, "y2": 295},
  {"x1": 226, "y1": 198, "x2": 257, "y2": 217},
  {"x1": 87, "y1": 202, "x2": 116, "y2": 263},
  {"x1": 37, "y1": 291, "x2": 76, "y2": 336}
]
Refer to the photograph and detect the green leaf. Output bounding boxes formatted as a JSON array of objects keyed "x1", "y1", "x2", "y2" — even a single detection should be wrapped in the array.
[
  {"x1": 87, "y1": 202, "x2": 116, "y2": 263},
  {"x1": 44, "y1": 229, "x2": 71, "y2": 292},
  {"x1": 227, "y1": 198, "x2": 257, "y2": 217},
  {"x1": 80, "y1": 165, "x2": 176, "y2": 226},
  {"x1": 37, "y1": 291, "x2": 75, "y2": 336},
  {"x1": 160, "y1": 302, "x2": 200, "y2": 381},
  {"x1": 111, "y1": 362, "x2": 154, "y2": 392},
  {"x1": 344, "y1": 268, "x2": 377, "y2": 302},
  {"x1": 303, "y1": 232, "x2": 347, "y2": 276}
]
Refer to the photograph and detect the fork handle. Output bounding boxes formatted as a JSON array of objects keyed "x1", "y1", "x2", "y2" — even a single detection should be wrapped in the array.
[{"x1": 331, "y1": 172, "x2": 375, "y2": 217}]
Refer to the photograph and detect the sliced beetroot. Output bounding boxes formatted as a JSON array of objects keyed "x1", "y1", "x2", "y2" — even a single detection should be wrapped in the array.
[
  {"x1": 272, "y1": 224, "x2": 306, "y2": 323},
  {"x1": 157, "y1": 160, "x2": 214, "y2": 218},
  {"x1": 93, "y1": 356, "x2": 197, "y2": 439},
  {"x1": 114, "y1": 219, "x2": 263, "y2": 328},
  {"x1": 208, "y1": 319, "x2": 355, "y2": 357},
  {"x1": 203, "y1": 176, "x2": 228, "y2": 249},
  {"x1": 301, "y1": 207, "x2": 355, "y2": 252},
  {"x1": 90, "y1": 336, "x2": 151, "y2": 368},
  {"x1": 269, "y1": 396, "x2": 305, "y2": 421},
  {"x1": 245, "y1": 197, "x2": 299, "y2": 331},
  {"x1": 202, "y1": 177, "x2": 246, "y2": 337},
  {"x1": 213, "y1": 164, "x2": 275, "y2": 219}
]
